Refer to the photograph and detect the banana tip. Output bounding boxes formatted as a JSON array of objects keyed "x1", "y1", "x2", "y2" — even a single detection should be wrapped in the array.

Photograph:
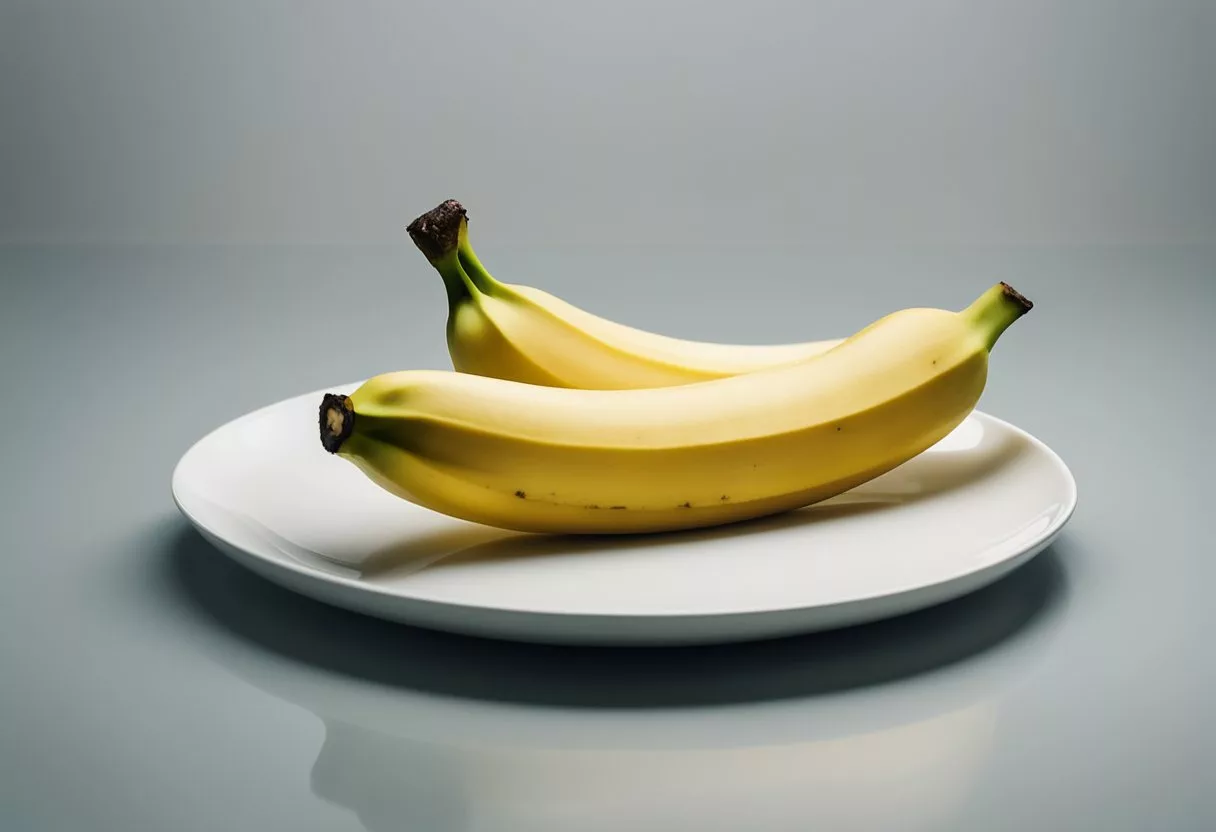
[
  {"x1": 319, "y1": 393, "x2": 355, "y2": 454},
  {"x1": 406, "y1": 199, "x2": 467, "y2": 260},
  {"x1": 999, "y1": 282, "x2": 1033, "y2": 315}
]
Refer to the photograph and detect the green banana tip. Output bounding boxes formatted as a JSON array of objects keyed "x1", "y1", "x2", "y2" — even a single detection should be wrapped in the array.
[
  {"x1": 406, "y1": 199, "x2": 467, "y2": 261},
  {"x1": 999, "y1": 282, "x2": 1033, "y2": 316},
  {"x1": 319, "y1": 393, "x2": 356, "y2": 454}
]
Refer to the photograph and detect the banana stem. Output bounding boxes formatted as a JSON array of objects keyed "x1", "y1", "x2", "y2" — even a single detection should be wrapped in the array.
[
  {"x1": 431, "y1": 249, "x2": 478, "y2": 306},
  {"x1": 319, "y1": 394, "x2": 356, "y2": 454},
  {"x1": 962, "y1": 282, "x2": 1033, "y2": 351},
  {"x1": 454, "y1": 237, "x2": 503, "y2": 295},
  {"x1": 407, "y1": 199, "x2": 503, "y2": 302}
]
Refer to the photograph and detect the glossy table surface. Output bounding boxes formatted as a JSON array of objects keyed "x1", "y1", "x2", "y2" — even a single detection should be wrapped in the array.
[{"x1": 2, "y1": 244, "x2": 1212, "y2": 831}]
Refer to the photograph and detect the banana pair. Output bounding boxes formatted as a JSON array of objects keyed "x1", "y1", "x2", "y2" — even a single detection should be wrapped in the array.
[{"x1": 320, "y1": 200, "x2": 1032, "y2": 534}]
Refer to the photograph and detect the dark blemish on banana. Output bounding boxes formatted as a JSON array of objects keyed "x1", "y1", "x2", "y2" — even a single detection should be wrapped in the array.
[
  {"x1": 932, "y1": 359, "x2": 937, "y2": 365},
  {"x1": 679, "y1": 501, "x2": 692, "y2": 508},
  {"x1": 514, "y1": 490, "x2": 526, "y2": 499},
  {"x1": 721, "y1": 495, "x2": 729, "y2": 501},
  {"x1": 586, "y1": 504, "x2": 600, "y2": 510},
  {"x1": 610, "y1": 505, "x2": 627, "y2": 510}
]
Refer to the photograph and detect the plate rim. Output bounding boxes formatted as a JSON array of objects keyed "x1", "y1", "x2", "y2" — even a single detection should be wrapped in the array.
[{"x1": 172, "y1": 382, "x2": 1078, "y2": 623}]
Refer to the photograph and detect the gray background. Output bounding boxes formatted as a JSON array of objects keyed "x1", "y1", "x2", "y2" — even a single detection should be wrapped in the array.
[
  {"x1": 4, "y1": 0, "x2": 1214, "y2": 248},
  {"x1": 2, "y1": 2, "x2": 1213, "y2": 830}
]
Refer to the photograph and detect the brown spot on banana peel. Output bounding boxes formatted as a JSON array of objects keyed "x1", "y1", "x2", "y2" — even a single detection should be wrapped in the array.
[
  {"x1": 514, "y1": 490, "x2": 526, "y2": 499},
  {"x1": 609, "y1": 505, "x2": 627, "y2": 510}
]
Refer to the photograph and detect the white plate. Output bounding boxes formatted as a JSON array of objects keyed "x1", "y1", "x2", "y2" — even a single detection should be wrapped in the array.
[{"x1": 172, "y1": 382, "x2": 1076, "y2": 645}]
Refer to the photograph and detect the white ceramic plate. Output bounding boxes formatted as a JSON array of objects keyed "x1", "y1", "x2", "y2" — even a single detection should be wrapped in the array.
[{"x1": 172, "y1": 381, "x2": 1076, "y2": 645}]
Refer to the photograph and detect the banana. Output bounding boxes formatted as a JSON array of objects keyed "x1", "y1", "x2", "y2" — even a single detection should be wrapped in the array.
[
  {"x1": 406, "y1": 200, "x2": 842, "y2": 389},
  {"x1": 320, "y1": 282, "x2": 1031, "y2": 535}
]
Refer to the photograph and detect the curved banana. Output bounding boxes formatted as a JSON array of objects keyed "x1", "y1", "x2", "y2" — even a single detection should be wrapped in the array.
[
  {"x1": 320, "y1": 282, "x2": 1032, "y2": 535},
  {"x1": 406, "y1": 200, "x2": 841, "y2": 389}
]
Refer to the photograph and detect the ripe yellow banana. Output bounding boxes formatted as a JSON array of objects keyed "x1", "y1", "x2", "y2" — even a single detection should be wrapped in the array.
[
  {"x1": 319, "y1": 282, "x2": 1032, "y2": 535},
  {"x1": 406, "y1": 199, "x2": 841, "y2": 389}
]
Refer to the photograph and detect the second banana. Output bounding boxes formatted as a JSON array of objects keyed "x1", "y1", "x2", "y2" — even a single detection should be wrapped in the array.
[{"x1": 406, "y1": 199, "x2": 842, "y2": 390}]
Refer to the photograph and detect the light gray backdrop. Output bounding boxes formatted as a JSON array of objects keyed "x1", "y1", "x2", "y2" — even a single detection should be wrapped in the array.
[{"x1": 3, "y1": 0, "x2": 1213, "y2": 248}]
